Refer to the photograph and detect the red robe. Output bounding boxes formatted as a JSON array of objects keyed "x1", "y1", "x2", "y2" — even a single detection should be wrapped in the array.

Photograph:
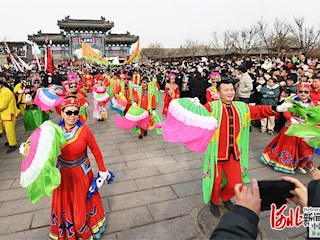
[
  {"x1": 122, "y1": 84, "x2": 136, "y2": 115},
  {"x1": 134, "y1": 88, "x2": 156, "y2": 111},
  {"x1": 50, "y1": 125, "x2": 107, "y2": 240},
  {"x1": 205, "y1": 103, "x2": 277, "y2": 161},
  {"x1": 205, "y1": 102, "x2": 277, "y2": 204},
  {"x1": 162, "y1": 83, "x2": 180, "y2": 115},
  {"x1": 310, "y1": 88, "x2": 320, "y2": 106},
  {"x1": 206, "y1": 87, "x2": 220, "y2": 103},
  {"x1": 134, "y1": 87, "x2": 156, "y2": 135},
  {"x1": 261, "y1": 98, "x2": 315, "y2": 174}
]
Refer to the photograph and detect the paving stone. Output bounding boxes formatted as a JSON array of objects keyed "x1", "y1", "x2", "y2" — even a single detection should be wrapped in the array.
[
  {"x1": 3, "y1": 226, "x2": 50, "y2": 240},
  {"x1": 161, "y1": 142, "x2": 186, "y2": 149},
  {"x1": 179, "y1": 159, "x2": 203, "y2": 170},
  {"x1": 189, "y1": 168, "x2": 203, "y2": 180},
  {"x1": 105, "y1": 162, "x2": 128, "y2": 172},
  {"x1": 10, "y1": 178, "x2": 21, "y2": 189},
  {"x1": 249, "y1": 167, "x2": 284, "y2": 180},
  {"x1": 0, "y1": 179, "x2": 14, "y2": 190},
  {"x1": 139, "y1": 144, "x2": 164, "y2": 152},
  {"x1": 148, "y1": 194, "x2": 203, "y2": 221},
  {"x1": 100, "y1": 233, "x2": 117, "y2": 240},
  {"x1": 171, "y1": 180, "x2": 203, "y2": 198},
  {"x1": 156, "y1": 162, "x2": 183, "y2": 174},
  {"x1": 0, "y1": 157, "x2": 22, "y2": 165},
  {"x1": 116, "y1": 216, "x2": 198, "y2": 240},
  {"x1": 99, "y1": 180, "x2": 138, "y2": 197},
  {"x1": 136, "y1": 138, "x2": 164, "y2": 146},
  {"x1": 106, "y1": 206, "x2": 154, "y2": 234},
  {"x1": 0, "y1": 212, "x2": 33, "y2": 235},
  {"x1": 0, "y1": 163, "x2": 21, "y2": 173},
  {"x1": 0, "y1": 187, "x2": 28, "y2": 202},
  {"x1": 164, "y1": 146, "x2": 189, "y2": 155},
  {"x1": 119, "y1": 146, "x2": 142, "y2": 155},
  {"x1": 109, "y1": 186, "x2": 177, "y2": 211},
  {"x1": 0, "y1": 197, "x2": 51, "y2": 217},
  {"x1": 100, "y1": 197, "x2": 111, "y2": 213},
  {"x1": 135, "y1": 171, "x2": 194, "y2": 190},
  {"x1": 126, "y1": 156, "x2": 177, "y2": 169},
  {"x1": 172, "y1": 152, "x2": 203, "y2": 162},
  {"x1": 115, "y1": 167, "x2": 160, "y2": 181},
  {"x1": 107, "y1": 152, "x2": 148, "y2": 164},
  {"x1": 101, "y1": 149, "x2": 121, "y2": 158},
  {"x1": 145, "y1": 149, "x2": 168, "y2": 158},
  {"x1": 31, "y1": 208, "x2": 50, "y2": 228}
]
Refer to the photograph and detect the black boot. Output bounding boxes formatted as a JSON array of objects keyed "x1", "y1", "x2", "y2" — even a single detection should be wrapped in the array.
[
  {"x1": 144, "y1": 130, "x2": 148, "y2": 136},
  {"x1": 224, "y1": 200, "x2": 234, "y2": 211},
  {"x1": 210, "y1": 204, "x2": 220, "y2": 217},
  {"x1": 4, "y1": 142, "x2": 9, "y2": 146},
  {"x1": 138, "y1": 135, "x2": 143, "y2": 139},
  {"x1": 6, "y1": 146, "x2": 17, "y2": 154}
]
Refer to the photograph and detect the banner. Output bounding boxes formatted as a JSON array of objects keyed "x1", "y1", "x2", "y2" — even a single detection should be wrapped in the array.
[
  {"x1": 125, "y1": 38, "x2": 140, "y2": 64},
  {"x1": 82, "y1": 41, "x2": 110, "y2": 65},
  {"x1": 45, "y1": 44, "x2": 54, "y2": 75}
]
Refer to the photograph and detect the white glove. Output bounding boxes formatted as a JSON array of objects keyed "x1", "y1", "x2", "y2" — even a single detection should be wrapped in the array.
[
  {"x1": 303, "y1": 136, "x2": 317, "y2": 142},
  {"x1": 18, "y1": 89, "x2": 24, "y2": 94},
  {"x1": 290, "y1": 117, "x2": 300, "y2": 125},
  {"x1": 99, "y1": 170, "x2": 111, "y2": 182},
  {"x1": 152, "y1": 110, "x2": 156, "y2": 116},
  {"x1": 19, "y1": 143, "x2": 26, "y2": 155},
  {"x1": 276, "y1": 102, "x2": 294, "y2": 112}
]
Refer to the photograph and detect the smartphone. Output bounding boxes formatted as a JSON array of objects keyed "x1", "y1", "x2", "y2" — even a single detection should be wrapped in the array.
[{"x1": 258, "y1": 180, "x2": 295, "y2": 211}]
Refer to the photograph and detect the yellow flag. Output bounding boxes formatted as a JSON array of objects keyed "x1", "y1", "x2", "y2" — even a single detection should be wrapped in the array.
[
  {"x1": 82, "y1": 41, "x2": 110, "y2": 65},
  {"x1": 125, "y1": 39, "x2": 141, "y2": 64}
]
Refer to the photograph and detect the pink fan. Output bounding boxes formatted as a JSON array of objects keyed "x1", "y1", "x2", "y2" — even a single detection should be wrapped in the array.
[
  {"x1": 33, "y1": 85, "x2": 65, "y2": 111},
  {"x1": 160, "y1": 98, "x2": 217, "y2": 153},
  {"x1": 114, "y1": 103, "x2": 150, "y2": 130}
]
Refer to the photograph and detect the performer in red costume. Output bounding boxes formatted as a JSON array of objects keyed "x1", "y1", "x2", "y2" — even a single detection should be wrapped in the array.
[
  {"x1": 119, "y1": 75, "x2": 135, "y2": 115},
  {"x1": 60, "y1": 77, "x2": 89, "y2": 124},
  {"x1": 134, "y1": 77, "x2": 156, "y2": 139},
  {"x1": 260, "y1": 83, "x2": 315, "y2": 174},
  {"x1": 49, "y1": 98, "x2": 113, "y2": 240},
  {"x1": 162, "y1": 73, "x2": 180, "y2": 115},
  {"x1": 206, "y1": 72, "x2": 221, "y2": 103},
  {"x1": 203, "y1": 78, "x2": 293, "y2": 216},
  {"x1": 84, "y1": 71, "x2": 94, "y2": 92}
]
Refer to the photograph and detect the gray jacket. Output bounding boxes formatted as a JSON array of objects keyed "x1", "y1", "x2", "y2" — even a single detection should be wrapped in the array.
[{"x1": 238, "y1": 72, "x2": 253, "y2": 99}]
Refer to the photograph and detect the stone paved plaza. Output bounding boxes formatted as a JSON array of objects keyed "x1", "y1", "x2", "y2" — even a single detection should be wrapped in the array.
[{"x1": 0, "y1": 93, "x2": 319, "y2": 240}]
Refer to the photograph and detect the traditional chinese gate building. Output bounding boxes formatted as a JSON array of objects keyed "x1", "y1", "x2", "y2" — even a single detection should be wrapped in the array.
[{"x1": 28, "y1": 16, "x2": 139, "y2": 60}]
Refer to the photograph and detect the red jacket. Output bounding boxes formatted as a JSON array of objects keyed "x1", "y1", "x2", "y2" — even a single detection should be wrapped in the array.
[{"x1": 205, "y1": 102, "x2": 277, "y2": 161}]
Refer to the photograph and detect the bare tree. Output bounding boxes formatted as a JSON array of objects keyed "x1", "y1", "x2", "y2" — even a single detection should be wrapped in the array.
[
  {"x1": 230, "y1": 27, "x2": 259, "y2": 55},
  {"x1": 221, "y1": 31, "x2": 233, "y2": 56},
  {"x1": 183, "y1": 39, "x2": 200, "y2": 59},
  {"x1": 256, "y1": 19, "x2": 292, "y2": 55},
  {"x1": 291, "y1": 17, "x2": 320, "y2": 56},
  {"x1": 141, "y1": 42, "x2": 164, "y2": 59},
  {"x1": 199, "y1": 42, "x2": 212, "y2": 58},
  {"x1": 210, "y1": 31, "x2": 233, "y2": 56}
]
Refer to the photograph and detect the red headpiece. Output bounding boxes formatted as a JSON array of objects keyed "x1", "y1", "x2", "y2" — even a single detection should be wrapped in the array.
[
  {"x1": 296, "y1": 83, "x2": 312, "y2": 92},
  {"x1": 60, "y1": 98, "x2": 80, "y2": 109}
]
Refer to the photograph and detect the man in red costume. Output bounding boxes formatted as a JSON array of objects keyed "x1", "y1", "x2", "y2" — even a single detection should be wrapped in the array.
[
  {"x1": 120, "y1": 75, "x2": 135, "y2": 115},
  {"x1": 204, "y1": 78, "x2": 294, "y2": 216},
  {"x1": 134, "y1": 77, "x2": 156, "y2": 139}
]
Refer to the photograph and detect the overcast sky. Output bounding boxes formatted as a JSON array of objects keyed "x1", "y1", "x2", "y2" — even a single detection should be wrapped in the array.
[{"x1": 1, "y1": 0, "x2": 319, "y2": 48}]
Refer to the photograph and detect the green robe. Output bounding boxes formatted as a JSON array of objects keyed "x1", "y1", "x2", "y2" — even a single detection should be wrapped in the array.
[{"x1": 202, "y1": 100, "x2": 251, "y2": 204}]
